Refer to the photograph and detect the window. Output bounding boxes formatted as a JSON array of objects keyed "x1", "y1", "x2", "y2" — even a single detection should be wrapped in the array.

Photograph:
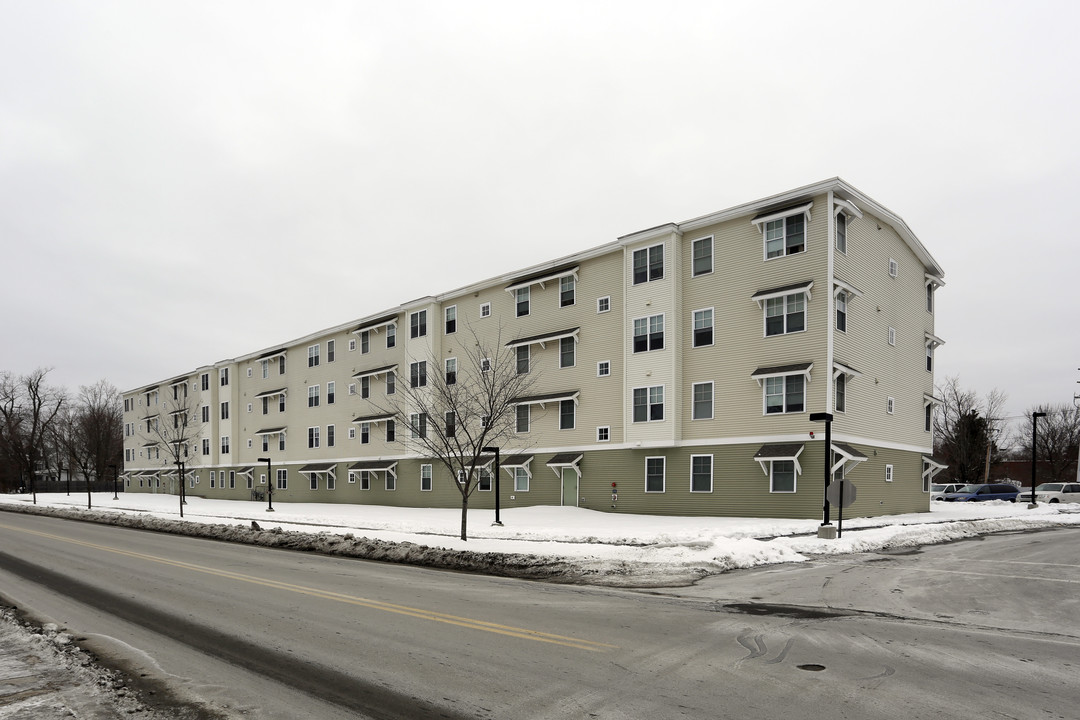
[
  {"x1": 692, "y1": 236, "x2": 712, "y2": 276},
  {"x1": 262, "y1": 435, "x2": 269, "y2": 452},
  {"x1": 310, "y1": 473, "x2": 318, "y2": 491},
  {"x1": 559, "y1": 400, "x2": 575, "y2": 430},
  {"x1": 478, "y1": 468, "x2": 492, "y2": 492},
  {"x1": 308, "y1": 426, "x2": 320, "y2": 448},
  {"x1": 480, "y1": 357, "x2": 491, "y2": 373},
  {"x1": 559, "y1": 336, "x2": 575, "y2": 368},
  {"x1": 279, "y1": 433, "x2": 286, "y2": 451},
  {"x1": 220, "y1": 368, "x2": 229, "y2": 386},
  {"x1": 765, "y1": 375, "x2": 805, "y2": 414},
  {"x1": 691, "y1": 455, "x2": 712, "y2": 492},
  {"x1": 279, "y1": 356, "x2": 287, "y2": 374},
  {"x1": 445, "y1": 358, "x2": 457, "y2": 385},
  {"x1": 692, "y1": 308, "x2": 713, "y2": 347},
  {"x1": 308, "y1": 344, "x2": 320, "y2": 367},
  {"x1": 516, "y1": 346, "x2": 529, "y2": 375},
  {"x1": 410, "y1": 310, "x2": 427, "y2": 338},
  {"x1": 885, "y1": 465, "x2": 894, "y2": 482},
  {"x1": 348, "y1": 471, "x2": 357, "y2": 484},
  {"x1": 202, "y1": 438, "x2": 210, "y2": 456},
  {"x1": 516, "y1": 287, "x2": 530, "y2": 317},
  {"x1": 597, "y1": 360, "x2": 610, "y2": 377},
  {"x1": 410, "y1": 413, "x2": 427, "y2": 439},
  {"x1": 770, "y1": 460, "x2": 796, "y2": 492},
  {"x1": 765, "y1": 215, "x2": 805, "y2": 258},
  {"x1": 220, "y1": 401, "x2": 229, "y2": 420},
  {"x1": 645, "y1": 457, "x2": 665, "y2": 492},
  {"x1": 386, "y1": 323, "x2": 396, "y2": 348},
  {"x1": 201, "y1": 373, "x2": 210, "y2": 391},
  {"x1": 348, "y1": 427, "x2": 356, "y2": 440},
  {"x1": 835, "y1": 374, "x2": 846, "y2": 413},
  {"x1": 327, "y1": 424, "x2": 335, "y2": 448},
  {"x1": 927, "y1": 284, "x2": 935, "y2": 313},
  {"x1": 926, "y1": 344, "x2": 934, "y2": 373},
  {"x1": 386, "y1": 420, "x2": 395, "y2": 442},
  {"x1": 386, "y1": 371, "x2": 395, "y2": 395},
  {"x1": 229, "y1": 471, "x2": 236, "y2": 489},
  {"x1": 633, "y1": 386, "x2": 664, "y2": 422},
  {"x1": 445, "y1": 411, "x2": 456, "y2": 437},
  {"x1": 887, "y1": 397, "x2": 895, "y2": 414},
  {"x1": 327, "y1": 340, "x2": 335, "y2": 363},
  {"x1": 597, "y1": 296, "x2": 610, "y2": 313},
  {"x1": 692, "y1": 382, "x2": 713, "y2": 420},
  {"x1": 480, "y1": 302, "x2": 491, "y2": 318},
  {"x1": 220, "y1": 436, "x2": 230, "y2": 454},
  {"x1": 201, "y1": 405, "x2": 209, "y2": 423},
  {"x1": 210, "y1": 471, "x2": 215, "y2": 488},
  {"x1": 888, "y1": 327, "x2": 896, "y2": 346},
  {"x1": 597, "y1": 426, "x2": 610, "y2": 442},
  {"x1": 360, "y1": 422, "x2": 370, "y2": 444},
  {"x1": 632, "y1": 244, "x2": 664, "y2": 284},
  {"x1": 308, "y1": 385, "x2": 320, "y2": 407},
  {"x1": 836, "y1": 291, "x2": 847, "y2": 332},
  {"x1": 360, "y1": 471, "x2": 371, "y2": 490},
  {"x1": 516, "y1": 404, "x2": 529, "y2": 433},
  {"x1": 925, "y1": 404, "x2": 933, "y2": 432},
  {"x1": 327, "y1": 381, "x2": 336, "y2": 405},
  {"x1": 279, "y1": 394, "x2": 286, "y2": 412},
  {"x1": 349, "y1": 338, "x2": 357, "y2": 352},
  {"x1": 361, "y1": 376, "x2": 370, "y2": 399},
  {"x1": 261, "y1": 360, "x2": 269, "y2": 379},
  {"x1": 889, "y1": 259, "x2": 898, "y2": 278},
  {"x1": 348, "y1": 383, "x2": 356, "y2": 396},
  {"x1": 445, "y1": 305, "x2": 457, "y2": 334},
  {"x1": 421, "y1": 464, "x2": 432, "y2": 492},
  {"x1": 410, "y1": 361, "x2": 427, "y2": 388},
  {"x1": 360, "y1": 331, "x2": 369, "y2": 354},
  {"x1": 765, "y1": 293, "x2": 805, "y2": 336},
  {"x1": 560, "y1": 276, "x2": 575, "y2": 307},
  {"x1": 633, "y1": 314, "x2": 664, "y2": 352},
  {"x1": 514, "y1": 467, "x2": 529, "y2": 492},
  {"x1": 835, "y1": 212, "x2": 847, "y2": 253}
]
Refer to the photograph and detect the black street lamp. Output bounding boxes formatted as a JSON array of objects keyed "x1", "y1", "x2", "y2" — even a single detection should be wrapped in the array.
[
  {"x1": 86, "y1": 467, "x2": 92, "y2": 510},
  {"x1": 1029, "y1": 411, "x2": 1047, "y2": 505},
  {"x1": 62, "y1": 465, "x2": 69, "y2": 496},
  {"x1": 175, "y1": 459, "x2": 184, "y2": 518},
  {"x1": 809, "y1": 412, "x2": 834, "y2": 532},
  {"x1": 258, "y1": 457, "x2": 274, "y2": 512},
  {"x1": 109, "y1": 463, "x2": 118, "y2": 500},
  {"x1": 481, "y1": 446, "x2": 502, "y2": 526}
]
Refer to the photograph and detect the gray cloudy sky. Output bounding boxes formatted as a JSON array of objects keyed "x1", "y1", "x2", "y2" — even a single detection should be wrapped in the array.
[{"x1": 2, "y1": 0, "x2": 1077, "y2": 431}]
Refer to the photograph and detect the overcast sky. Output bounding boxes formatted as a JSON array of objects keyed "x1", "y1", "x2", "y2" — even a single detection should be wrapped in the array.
[{"x1": 2, "y1": 0, "x2": 1077, "y2": 435}]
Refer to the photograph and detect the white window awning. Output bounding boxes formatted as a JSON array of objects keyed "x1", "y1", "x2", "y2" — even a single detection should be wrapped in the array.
[
  {"x1": 751, "y1": 201, "x2": 814, "y2": 230},
  {"x1": 750, "y1": 363, "x2": 813, "y2": 388},
  {"x1": 753, "y1": 443, "x2": 804, "y2": 477},
  {"x1": 751, "y1": 281, "x2": 814, "y2": 308},
  {"x1": 922, "y1": 456, "x2": 948, "y2": 481},
  {"x1": 834, "y1": 198, "x2": 863, "y2": 219},
  {"x1": 511, "y1": 390, "x2": 580, "y2": 408},
  {"x1": 255, "y1": 388, "x2": 288, "y2": 399},
  {"x1": 834, "y1": 361, "x2": 862, "y2": 381},
  {"x1": 254, "y1": 427, "x2": 286, "y2": 436},
  {"x1": 925, "y1": 273, "x2": 945, "y2": 288},
  {"x1": 923, "y1": 393, "x2": 944, "y2": 407},
  {"x1": 925, "y1": 332, "x2": 945, "y2": 349},
  {"x1": 504, "y1": 263, "x2": 579, "y2": 293},
  {"x1": 353, "y1": 364, "x2": 397, "y2": 380},
  {"x1": 352, "y1": 413, "x2": 395, "y2": 425},
  {"x1": 353, "y1": 313, "x2": 399, "y2": 335},
  {"x1": 833, "y1": 278, "x2": 863, "y2": 298},
  {"x1": 349, "y1": 460, "x2": 398, "y2": 478},
  {"x1": 832, "y1": 442, "x2": 868, "y2": 475},
  {"x1": 546, "y1": 453, "x2": 582, "y2": 478},
  {"x1": 505, "y1": 328, "x2": 580, "y2": 349},
  {"x1": 299, "y1": 463, "x2": 337, "y2": 480}
]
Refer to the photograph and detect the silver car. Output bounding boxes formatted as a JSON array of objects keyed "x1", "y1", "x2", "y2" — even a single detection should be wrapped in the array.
[
  {"x1": 930, "y1": 483, "x2": 966, "y2": 501},
  {"x1": 1033, "y1": 483, "x2": 1080, "y2": 504}
]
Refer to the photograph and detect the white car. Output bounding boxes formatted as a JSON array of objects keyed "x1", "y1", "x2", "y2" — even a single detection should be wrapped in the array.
[
  {"x1": 1033, "y1": 483, "x2": 1080, "y2": 504},
  {"x1": 930, "y1": 483, "x2": 966, "y2": 501}
]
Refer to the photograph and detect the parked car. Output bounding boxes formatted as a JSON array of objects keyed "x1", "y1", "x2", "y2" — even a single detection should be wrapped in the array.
[
  {"x1": 1033, "y1": 483, "x2": 1080, "y2": 504},
  {"x1": 930, "y1": 483, "x2": 966, "y2": 501},
  {"x1": 941, "y1": 483, "x2": 1020, "y2": 502}
]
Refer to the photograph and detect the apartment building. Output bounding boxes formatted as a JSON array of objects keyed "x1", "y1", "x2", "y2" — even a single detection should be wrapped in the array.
[{"x1": 122, "y1": 178, "x2": 946, "y2": 519}]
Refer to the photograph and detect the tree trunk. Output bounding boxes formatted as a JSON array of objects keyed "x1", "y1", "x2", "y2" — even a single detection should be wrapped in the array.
[{"x1": 460, "y1": 493, "x2": 469, "y2": 541}]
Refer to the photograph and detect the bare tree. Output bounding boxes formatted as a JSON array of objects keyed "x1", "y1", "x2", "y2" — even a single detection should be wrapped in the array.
[
  {"x1": 1012, "y1": 403, "x2": 1080, "y2": 484},
  {"x1": 53, "y1": 380, "x2": 123, "y2": 504},
  {"x1": 934, "y1": 376, "x2": 1008, "y2": 483},
  {"x1": 0, "y1": 369, "x2": 66, "y2": 501},
  {"x1": 375, "y1": 326, "x2": 537, "y2": 540},
  {"x1": 138, "y1": 378, "x2": 201, "y2": 514}
]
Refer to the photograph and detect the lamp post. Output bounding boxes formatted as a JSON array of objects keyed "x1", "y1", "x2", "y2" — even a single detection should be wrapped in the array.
[
  {"x1": 62, "y1": 465, "x2": 69, "y2": 496},
  {"x1": 258, "y1": 457, "x2": 274, "y2": 511},
  {"x1": 1029, "y1": 411, "x2": 1047, "y2": 506},
  {"x1": 110, "y1": 463, "x2": 118, "y2": 500},
  {"x1": 86, "y1": 467, "x2": 92, "y2": 510},
  {"x1": 175, "y1": 459, "x2": 184, "y2": 517},
  {"x1": 809, "y1": 412, "x2": 834, "y2": 536},
  {"x1": 1074, "y1": 370, "x2": 1079, "y2": 484},
  {"x1": 481, "y1": 446, "x2": 502, "y2": 526}
]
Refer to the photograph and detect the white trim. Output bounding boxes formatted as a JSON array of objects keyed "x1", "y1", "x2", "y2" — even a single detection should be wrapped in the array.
[
  {"x1": 752, "y1": 281, "x2": 814, "y2": 307},
  {"x1": 505, "y1": 328, "x2": 580, "y2": 349},
  {"x1": 689, "y1": 453, "x2": 713, "y2": 493},
  {"x1": 925, "y1": 332, "x2": 946, "y2": 349},
  {"x1": 504, "y1": 266, "x2": 579, "y2": 293},
  {"x1": 832, "y1": 278, "x2": 863, "y2": 298},
  {"x1": 751, "y1": 201, "x2": 814, "y2": 229},
  {"x1": 833, "y1": 198, "x2": 862, "y2": 219}
]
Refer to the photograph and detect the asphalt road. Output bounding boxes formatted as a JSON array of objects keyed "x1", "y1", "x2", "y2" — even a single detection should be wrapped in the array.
[{"x1": 0, "y1": 512, "x2": 1077, "y2": 720}]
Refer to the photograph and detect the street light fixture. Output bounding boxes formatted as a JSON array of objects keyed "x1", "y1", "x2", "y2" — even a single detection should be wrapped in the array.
[
  {"x1": 1029, "y1": 411, "x2": 1047, "y2": 506},
  {"x1": 481, "y1": 446, "x2": 502, "y2": 526},
  {"x1": 258, "y1": 457, "x2": 274, "y2": 512},
  {"x1": 809, "y1": 412, "x2": 834, "y2": 537}
]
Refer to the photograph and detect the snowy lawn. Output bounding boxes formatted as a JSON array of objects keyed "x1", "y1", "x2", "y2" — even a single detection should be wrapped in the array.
[{"x1": 2, "y1": 493, "x2": 1079, "y2": 587}]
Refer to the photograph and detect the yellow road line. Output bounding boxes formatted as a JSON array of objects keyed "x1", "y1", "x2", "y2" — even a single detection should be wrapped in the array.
[{"x1": 0, "y1": 522, "x2": 617, "y2": 652}]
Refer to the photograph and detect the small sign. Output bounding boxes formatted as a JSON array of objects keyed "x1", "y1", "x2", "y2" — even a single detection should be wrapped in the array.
[{"x1": 825, "y1": 479, "x2": 857, "y2": 508}]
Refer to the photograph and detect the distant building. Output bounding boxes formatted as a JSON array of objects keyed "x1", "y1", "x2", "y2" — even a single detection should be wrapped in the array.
[{"x1": 122, "y1": 178, "x2": 945, "y2": 518}]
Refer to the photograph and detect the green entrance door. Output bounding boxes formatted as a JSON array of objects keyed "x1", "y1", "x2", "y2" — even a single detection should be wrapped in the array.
[{"x1": 561, "y1": 468, "x2": 578, "y2": 507}]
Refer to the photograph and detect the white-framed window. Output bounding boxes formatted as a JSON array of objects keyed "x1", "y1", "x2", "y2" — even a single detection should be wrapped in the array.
[
  {"x1": 348, "y1": 383, "x2": 356, "y2": 396},
  {"x1": 836, "y1": 291, "x2": 848, "y2": 332},
  {"x1": 385, "y1": 471, "x2": 396, "y2": 491},
  {"x1": 515, "y1": 346, "x2": 529, "y2": 375},
  {"x1": 201, "y1": 438, "x2": 210, "y2": 456},
  {"x1": 889, "y1": 259, "x2": 898, "y2": 278},
  {"x1": 597, "y1": 296, "x2": 610, "y2": 313},
  {"x1": 261, "y1": 435, "x2": 269, "y2": 452},
  {"x1": 360, "y1": 331, "x2": 370, "y2": 354},
  {"x1": 515, "y1": 287, "x2": 530, "y2": 317},
  {"x1": 770, "y1": 460, "x2": 796, "y2": 493},
  {"x1": 348, "y1": 427, "x2": 356, "y2": 440},
  {"x1": 308, "y1": 385, "x2": 319, "y2": 407},
  {"x1": 478, "y1": 468, "x2": 492, "y2": 492},
  {"x1": 410, "y1": 413, "x2": 427, "y2": 439},
  {"x1": 559, "y1": 336, "x2": 575, "y2": 368},
  {"x1": 360, "y1": 376, "x2": 370, "y2": 399},
  {"x1": 246, "y1": 403, "x2": 252, "y2": 413},
  {"x1": 445, "y1": 411, "x2": 456, "y2": 437},
  {"x1": 278, "y1": 432, "x2": 286, "y2": 451},
  {"x1": 927, "y1": 283, "x2": 935, "y2": 313},
  {"x1": 597, "y1": 360, "x2": 610, "y2": 377},
  {"x1": 348, "y1": 338, "x2": 357, "y2": 352},
  {"x1": 445, "y1": 305, "x2": 457, "y2": 334},
  {"x1": 765, "y1": 293, "x2": 806, "y2": 336},
  {"x1": 410, "y1": 310, "x2": 427, "y2": 338},
  {"x1": 885, "y1": 465, "x2": 894, "y2": 482},
  {"x1": 632, "y1": 244, "x2": 664, "y2": 284},
  {"x1": 597, "y1": 426, "x2": 610, "y2": 442},
  {"x1": 277, "y1": 469, "x2": 287, "y2": 490},
  {"x1": 691, "y1": 454, "x2": 713, "y2": 493},
  {"x1": 348, "y1": 471, "x2": 357, "y2": 484},
  {"x1": 307, "y1": 344, "x2": 320, "y2": 367},
  {"x1": 360, "y1": 422, "x2": 370, "y2": 444},
  {"x1": 560, "y1": 276, "x2": 575, "y2": 307},
  {"x1": 514, "y1": 467, "x2": 529, "y2": 492},
  {"x1": 410, "y1": 361, "x2": 427, "y2": 388},
  {"x1": 692, "y1": 236, "x2": 712, "y2": 276},
  {"x1": 210, "y1": 471, "x2": 216, "y2": 488},
  {"x1": 327, "y1": 424, "x2": 335, "y2": 447},
  {"x1": 887, "y1": 397, "x2": 895, "y2": 414},
  {"x1": 220, "y1": 401, "x2": 229, "y2": 420},
  {"x1": 327, "y1": 381, "x2": 336, "y2": 405},
  {"x1": 421, "y1": 464, "x2": 432, "y2": 492},
  {"x1": 925, "y1": 403, "x2": 933, "y2": 433},
  {"x1": 633, "y1": 385, "x2": 664, "y2": 422},
  {"x1": 480, "y1": 302, "x2": 491, "y2": 318},
  {"x1": 201, "y1": 373, "x2": 210, "y2": 391},
  {"x1": 220, "y1": 436, "x2": 230, "y2": 454},
  {"x1": 386, "y1": 420, "x2": 395, "y2": 442},
  {"x1": 633, "y1": 314, "x2": 664, "y2": 353},
  {"x1": 835, "y1": 374, "x2": 847, "y2": 413},
  {"x1": 385, "y1": 371, "x2": 395, "y2": 395},
  {"x1": 386, "y1": 323, "x2": 396, "y2": 348},
  {"x1": 559, "y1": 400, "x2": 575, "y2": 430},
  {"x1": 764, "y1": 214, "x2": 806, "y2": 259},
  {"x1": 765, "y1": 375, "x2": 805, "y2": 414},
  {"x1": 308, "y1": 426, "x2": 320, "y2": 448},
  {"x1": 444, "y1": 358, "x2": 457, "y2": 385},
  {"x1": 692, "y1": 308, "x2": 713, "y2": 347},
  {"x1": 201, "y1": 405, "x2": 209, "y2": 423},
  {"x1": 516, "y1": 404, "x2": 529, "y2": 433},
  {"x1": 360, "y1": 471, "x2": 371, "y2": 490},
  {"x1": 692, "y1": 382, "x2": 713, "y2": 420},
  {"x1": 327, "y1": 339, "x2": 335, "y2": 363},
  {"x1": 888, "y1": 327, "x2": 896, "y2": 346},
  {"x1": 645, "y1": 457, "x2": 665, "y2": 492},
  {"x1": 926, "y1": 344, "x2": 934, "y2": 373},
  {"x1": 219, "y1": 368, "x2": 229, "y2": 386},
  {"x1": 480, "y1": 357, "x2": 491, "y2": 373},
  {"x1": 309, "y1": 473, "x2": 318, "y2": 491},
  {"x1": 261, "y1": 360, "x2": 269, "y2": 379},
  {"x1": 835, "y1": 212, "x2": 847, "y2": 253}
]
